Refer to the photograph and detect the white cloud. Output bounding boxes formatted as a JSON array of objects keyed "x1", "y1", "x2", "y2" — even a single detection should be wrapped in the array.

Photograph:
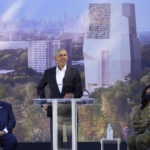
[
  {"x1": 64, "y1": 10, "x2": 89, "y2": 33},
  {"x1": 1, "y1": 0, "x2": 25, "y2": 22}
]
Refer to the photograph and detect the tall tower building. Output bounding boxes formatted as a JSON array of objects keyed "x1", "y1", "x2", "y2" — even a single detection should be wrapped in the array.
[
  {"x1": 28, "y1": 40, "x2": 51, "y2": 73},
  {"x1": 122, "y1": 3, "x2": 141, "y2": 78},
  {"x1": 83, "y1": 3, "x2": 141, "y2": 93},
  {"x1": 28, "y1": 39, "x2": 73, "y2": 73}
]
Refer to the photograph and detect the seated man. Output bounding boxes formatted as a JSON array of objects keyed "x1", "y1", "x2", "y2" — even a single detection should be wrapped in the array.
[
  {"x1": 127, "y1": 85, "x2": 150, "y2": 150},
  {"x1": 0, "y1": 101, "x2": 17, "y2": 150}
]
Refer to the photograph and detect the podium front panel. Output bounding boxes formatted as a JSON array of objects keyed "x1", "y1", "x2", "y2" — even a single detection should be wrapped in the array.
[
  {"x1": 53, "y1": 102, "x2": 74, "y2": 150},
  {"x1": 34, "y1": 98, "x2": 94, "y2": 150}
]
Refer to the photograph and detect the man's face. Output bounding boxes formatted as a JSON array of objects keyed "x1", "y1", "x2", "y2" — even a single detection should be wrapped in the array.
[{"x1": 54, "y1": 50, "x2": 68, "y2": 69}]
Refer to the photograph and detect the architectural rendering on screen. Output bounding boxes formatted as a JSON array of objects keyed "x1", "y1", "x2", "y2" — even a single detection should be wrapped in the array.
[{"x1": 83, "y1": 3, "x2": 141, "y2": 93}]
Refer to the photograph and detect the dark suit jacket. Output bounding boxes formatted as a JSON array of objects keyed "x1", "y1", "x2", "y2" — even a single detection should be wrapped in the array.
[
  {"x1": 0, "y1": 101, "x2": 16, "y2": 133},
  {"x1": 37, "y1": 66, "x2": 83, "y2": 117}
]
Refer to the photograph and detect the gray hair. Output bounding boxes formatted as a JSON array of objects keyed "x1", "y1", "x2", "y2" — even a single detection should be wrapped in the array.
[{"x1": 55, "y1": 48, "x2": 68, "y2": 56}]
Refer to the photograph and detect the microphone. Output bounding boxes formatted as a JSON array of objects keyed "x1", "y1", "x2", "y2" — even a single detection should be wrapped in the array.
[{"x1": 82, "y1": 88, "x2": 91, "y2": 98}]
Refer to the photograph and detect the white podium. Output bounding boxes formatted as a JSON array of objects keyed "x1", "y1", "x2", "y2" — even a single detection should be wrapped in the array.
[{"x1": 34, "y1": 98, "x2": 94, "y2": 150}]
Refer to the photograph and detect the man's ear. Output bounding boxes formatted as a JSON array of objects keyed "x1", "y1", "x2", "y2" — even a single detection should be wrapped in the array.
[{"x1": 54, "y1": 56, "x2": 56, "y2": 60}]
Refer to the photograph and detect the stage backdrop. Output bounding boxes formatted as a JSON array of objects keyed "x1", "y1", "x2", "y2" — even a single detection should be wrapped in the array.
[{"x1": 0, "y1": 0, "x2": 150, "y2": 142}]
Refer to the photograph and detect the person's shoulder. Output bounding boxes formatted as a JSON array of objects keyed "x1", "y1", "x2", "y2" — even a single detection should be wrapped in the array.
[
  {"x1": 68, "y1": 66, "x2": 79, "y2": 73},
  {"x1": 132, "y1": 104, "x2": 142, "y2": 114},
  {"x1": 0, "y1": 101, "x2": 11, "y2": 107},
  {"x1": 132, "y1": 104, "x2": 141, "y2": 111},
  {"x1": 45, "y1": 67, "x2": 56, "y2": 73}
]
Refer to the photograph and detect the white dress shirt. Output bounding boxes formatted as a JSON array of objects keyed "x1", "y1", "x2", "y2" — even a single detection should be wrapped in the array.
[{"x1": 56, "y1": 65, "x2": 67, "y2": 93}]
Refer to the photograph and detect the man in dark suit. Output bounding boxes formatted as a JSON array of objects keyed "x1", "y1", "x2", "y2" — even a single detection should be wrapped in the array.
[
  {"x1": 37, "y1": 48, "x2": 83, "y2": 149},
  {"x1": 0, "y1": 101, "x2": 17, "y2": 150}
]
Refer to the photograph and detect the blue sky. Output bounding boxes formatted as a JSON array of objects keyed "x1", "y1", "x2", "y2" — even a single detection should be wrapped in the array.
[{"x1": 0, "y1": 0, "x2": 150, "y2": 32}]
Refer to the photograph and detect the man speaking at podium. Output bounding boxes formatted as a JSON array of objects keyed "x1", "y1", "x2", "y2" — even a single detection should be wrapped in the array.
[{"x1": 37, "y1": 48, "x2": 83, "y2": 149}]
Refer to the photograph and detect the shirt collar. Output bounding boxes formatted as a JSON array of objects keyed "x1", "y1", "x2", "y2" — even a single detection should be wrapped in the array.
[{"x1": 56, "y1": 65, "x2": 67, "y2": 72}]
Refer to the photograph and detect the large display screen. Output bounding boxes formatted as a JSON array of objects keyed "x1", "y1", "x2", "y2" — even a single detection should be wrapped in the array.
[{"x1": 0, "y1": 0, "x2": 150, "y2": 142}]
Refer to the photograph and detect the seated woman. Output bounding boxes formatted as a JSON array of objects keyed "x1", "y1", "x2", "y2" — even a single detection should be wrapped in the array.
[{"x1": 127, "y1": 85, "x2": 150, "y2": 150}]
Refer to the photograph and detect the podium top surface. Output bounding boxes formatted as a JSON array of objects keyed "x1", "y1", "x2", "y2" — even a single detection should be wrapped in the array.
[
  {"x1": 34, "y1": 98, "x2": 94, "y2": 105},
  {"x1": 100, "y1": 138, "x2": 121, "y2": 141}
]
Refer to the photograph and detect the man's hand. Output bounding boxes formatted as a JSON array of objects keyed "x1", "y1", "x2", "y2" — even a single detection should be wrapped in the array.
[
  {"x1": 0, "y1": 131, "x2": 6, "y2": 137},
  {"x1": 64, "y1": 93, "x2": 73, "y2": 98}
]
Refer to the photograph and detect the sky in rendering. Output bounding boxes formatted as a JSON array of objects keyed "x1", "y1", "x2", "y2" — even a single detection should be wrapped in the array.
[{"x1": 0, "y1": 0, "x2": 150, "y2": 32}]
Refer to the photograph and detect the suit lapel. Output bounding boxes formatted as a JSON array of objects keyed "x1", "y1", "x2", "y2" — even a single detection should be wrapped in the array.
[{"x1": 62, "y1": 66, "x2": 71, "y2": 93}]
